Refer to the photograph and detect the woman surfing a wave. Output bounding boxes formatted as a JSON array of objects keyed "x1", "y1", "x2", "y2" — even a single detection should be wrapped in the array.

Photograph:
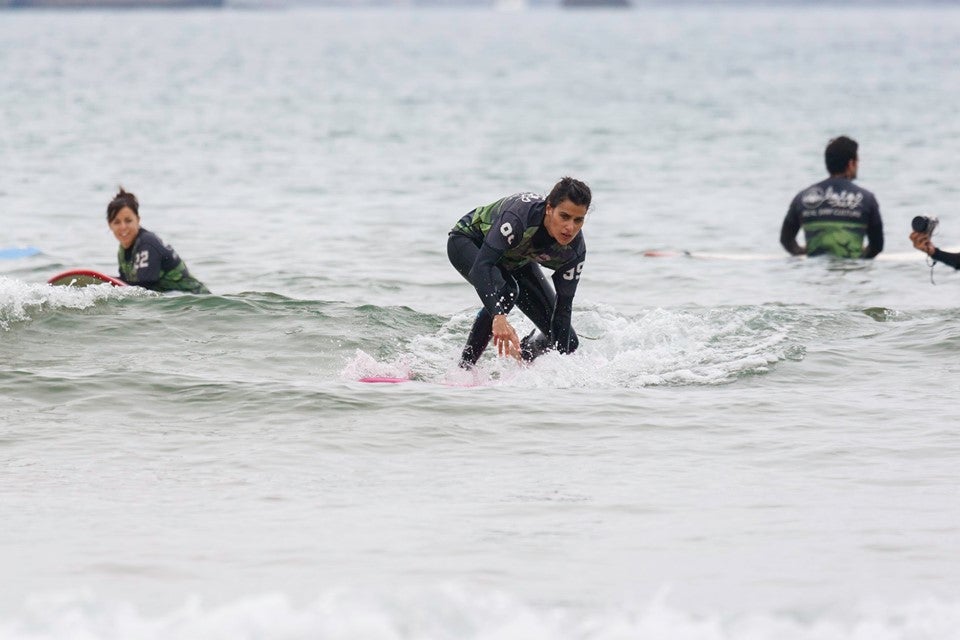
[{"x1": 447, "y1": 177, "x2": 591, "y2": 368}]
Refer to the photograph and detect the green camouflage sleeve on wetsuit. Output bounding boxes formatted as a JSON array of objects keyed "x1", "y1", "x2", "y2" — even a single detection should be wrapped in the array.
[
  {"x1": 152, "y1": 259, "x2": 209, "y2": 294},
  {"x1": 452, "y1": 197, "x2": 508, "y2": 242}
]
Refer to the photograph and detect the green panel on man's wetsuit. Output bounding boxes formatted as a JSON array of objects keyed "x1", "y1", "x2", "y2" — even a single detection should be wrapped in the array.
[{"x1": 804, "y1": 220, "x2": 867, "y2": 258}]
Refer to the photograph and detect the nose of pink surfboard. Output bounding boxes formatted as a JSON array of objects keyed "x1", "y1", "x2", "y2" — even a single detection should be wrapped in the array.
[{"x1": 357, "y1": 376, "x2": 410, "y2": 384}]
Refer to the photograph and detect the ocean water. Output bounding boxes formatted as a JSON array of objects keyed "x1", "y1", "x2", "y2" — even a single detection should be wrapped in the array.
[{"x1": 2, "y1": 4, "x2": 960, "y2": 639}]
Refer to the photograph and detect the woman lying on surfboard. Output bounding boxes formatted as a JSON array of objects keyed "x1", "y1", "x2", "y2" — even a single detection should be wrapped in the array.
[
  {"x1": 106, "y1": 188, "x2": 210, "y2": 294},
  {"x1": 447, "y1": 177, "x2": 590, "y2": 368}
]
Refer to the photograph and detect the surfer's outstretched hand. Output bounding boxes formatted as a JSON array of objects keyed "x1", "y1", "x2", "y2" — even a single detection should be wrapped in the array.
[{"x1": 492, "y1": 314, "x2": 521, "y2": 361}]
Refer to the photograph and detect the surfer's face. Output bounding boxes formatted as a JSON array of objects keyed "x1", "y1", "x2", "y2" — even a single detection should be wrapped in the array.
[
  {"x1": 109, "y1": 206, "x2": 141, "y2": 249},
  {"x1": 544, "y1": 199, "x2": 588, "y2": 246}
]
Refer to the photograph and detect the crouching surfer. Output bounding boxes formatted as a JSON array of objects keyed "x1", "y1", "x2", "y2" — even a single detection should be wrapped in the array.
[
  {"x1": 447, "y1": 177, "x2": 590, "y2": 368},
  {"x1": 106, "y1": 187, "x2": 210, "y2": 294}
]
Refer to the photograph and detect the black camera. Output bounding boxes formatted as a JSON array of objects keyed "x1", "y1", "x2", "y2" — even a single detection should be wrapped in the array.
[{"x1": 912, "y1": 215, "x2": 939, "y2": 235}]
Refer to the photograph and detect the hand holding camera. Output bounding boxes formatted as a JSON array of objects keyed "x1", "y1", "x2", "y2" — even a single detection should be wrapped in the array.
[
  {"x1": 909, "y1": 215, "x2": 960, "y2": 275},
  {"x1": 910, "y1": 215, "x2": 938, "y2": 256}
]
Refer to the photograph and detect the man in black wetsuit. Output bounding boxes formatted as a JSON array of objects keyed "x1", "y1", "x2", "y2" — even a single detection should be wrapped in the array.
[
  {"x1": 780, "y1": 136, "x2": 884, "y2": 259},
  {"x1": 447, "y1": 177, "x2": 591, "y2": 368}
]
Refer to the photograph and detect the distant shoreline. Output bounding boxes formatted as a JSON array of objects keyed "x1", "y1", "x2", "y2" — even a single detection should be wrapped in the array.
[
  {"x1": 562, "y1": 0, "x2": 630, "y2": 6},
  {"x1": 5, "y1": 0, "x2": 222, "y2": 7}
]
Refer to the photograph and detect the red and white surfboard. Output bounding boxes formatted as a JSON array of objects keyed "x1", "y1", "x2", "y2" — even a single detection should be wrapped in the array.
[{"x1": 47, "y1": 269, "x2": 127, "y2": 288}]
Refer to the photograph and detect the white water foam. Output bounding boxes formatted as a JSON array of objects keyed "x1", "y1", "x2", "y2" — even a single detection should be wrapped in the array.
[
  {"x1": 343, "y1": 303, "x2": 797, "y2": 388},
  {"x1": 340, "y1": 348, "x2": 415, "y2": 382},
  {"x1": 2, "y1": 588, "x2": 958, "y2": 640},
  {"x1": 0, "y1": 276, "x2": 149, "y2": 331}
]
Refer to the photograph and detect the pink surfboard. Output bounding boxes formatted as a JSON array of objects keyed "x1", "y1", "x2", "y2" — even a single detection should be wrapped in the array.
[
  {"x1": 357, "y1": 375, "x2": 479, "y2": 388},
  {"x1": 358, "y1": 376, "x2": 410, "y2": 384}
]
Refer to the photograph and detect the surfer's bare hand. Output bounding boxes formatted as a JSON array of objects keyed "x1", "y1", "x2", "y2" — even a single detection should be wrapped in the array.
[{"x1": 492, "y1": 314, "x2": 521, "y2": 360}]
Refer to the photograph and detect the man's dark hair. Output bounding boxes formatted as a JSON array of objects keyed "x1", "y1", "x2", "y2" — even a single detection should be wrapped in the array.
[
  {"x1": 106, "y1": 187, "x2": 139, "y2": 223},
  {"x1": 546, "y1": 177, "x2": 591, "y2": 209},
  {"x1": 825, "y1": 136, "x2": 858, "y2": 175}
]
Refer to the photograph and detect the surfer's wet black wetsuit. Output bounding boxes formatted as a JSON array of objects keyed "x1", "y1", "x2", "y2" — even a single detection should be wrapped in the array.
[
  {"x1": 118, "y1": 228, "x2": 209, "y2": 294},
  {"x1": 448, "y1": 192, "x2": 585, "y2": 367}
]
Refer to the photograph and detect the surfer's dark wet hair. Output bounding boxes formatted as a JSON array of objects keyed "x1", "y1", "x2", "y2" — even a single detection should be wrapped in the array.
[
  {"x1": 547, "y1": 177, "x2": 591, "y2": 210},
  {"x1": 825, "y1": 136, "x2": 858, "y2": 175},
  {"x1": 106, "y1": 187, "x2": 139, "y2": 223}
]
